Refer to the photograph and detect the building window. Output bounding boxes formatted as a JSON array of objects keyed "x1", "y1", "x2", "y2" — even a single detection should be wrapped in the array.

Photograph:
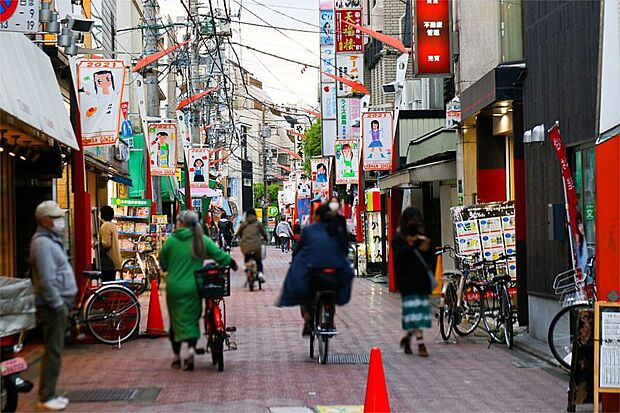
[
  {"x1": 572, "y1": 145, "x2": 596, "y2": 250},
  {"x1": 499, "y1": 0, "x2": 523, "y2": 62}
]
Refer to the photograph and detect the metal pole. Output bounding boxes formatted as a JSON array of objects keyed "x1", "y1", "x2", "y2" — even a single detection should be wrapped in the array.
[
  {"x1": 144, "y1": 0, "x2": 162, "y2": 212},
  {"x1": 262, "y1": 106, "x2": 268, "y2": 227},
  {"x1": 189, "y1": 0, "x2": 202, "y2": 146}
]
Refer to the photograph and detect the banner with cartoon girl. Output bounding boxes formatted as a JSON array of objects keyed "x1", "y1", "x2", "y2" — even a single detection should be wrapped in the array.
[
  {"x1": 334, "y1": 139, "x2": 359, "y2": 184},
  {"x1": 147, "y1": 123, "x2": 177, "y2": 176},
  {"x1": 362, "y1": 111, "x2": 393, "y2": 171},
  {"x1": 77, "y1": 60, "x2": 126, "y2": 146},
  {"x1": 311, "y1": 158, "x2": 331, "y2": 200},
  {"x1": 188, "y1": 148, "x2": 210, "y2": 188}
]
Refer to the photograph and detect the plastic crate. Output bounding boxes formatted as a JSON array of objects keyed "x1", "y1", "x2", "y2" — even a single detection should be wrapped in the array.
[{"x1": 195, "y1": 265, "x2": 230, "y2": 298}]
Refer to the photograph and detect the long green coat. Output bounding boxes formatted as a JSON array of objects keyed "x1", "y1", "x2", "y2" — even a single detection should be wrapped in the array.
[{"x1": 159, "y1": 227, "x2": 231, "y2": 342}]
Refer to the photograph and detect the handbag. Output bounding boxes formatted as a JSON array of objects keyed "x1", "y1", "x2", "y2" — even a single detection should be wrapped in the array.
[{"x1": 413, "y1": 248, "x2": 438, "y2": 291}]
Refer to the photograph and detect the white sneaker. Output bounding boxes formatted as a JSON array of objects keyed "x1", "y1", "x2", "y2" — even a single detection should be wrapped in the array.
[
  {"x1": 36, "y1": 397, "x2": 67, "y2": 411},
  {"x1": 56, "y1": 396, "x2": 69, "y2": 406}
]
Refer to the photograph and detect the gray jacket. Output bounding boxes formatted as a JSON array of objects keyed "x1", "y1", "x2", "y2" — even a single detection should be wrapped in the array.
[{"x1": 29, "y1": 226, "x2": 77, "y2": 309}]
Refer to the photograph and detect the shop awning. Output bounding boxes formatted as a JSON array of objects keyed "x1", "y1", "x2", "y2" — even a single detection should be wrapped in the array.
[
  {"x1": 0, "y1": 33, "x2": 78, "y2": 150},
  {"x1": 379, "y1": 159, "x2": 456, "y2": 191}
]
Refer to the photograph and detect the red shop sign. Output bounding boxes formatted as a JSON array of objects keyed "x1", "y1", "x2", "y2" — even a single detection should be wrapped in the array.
[
  {"x1": 414, "y1": 0, "x2": 452, "y2": 76},
  {"x1": 335, "y1": 9, "x2": 363, "y2": 53}
]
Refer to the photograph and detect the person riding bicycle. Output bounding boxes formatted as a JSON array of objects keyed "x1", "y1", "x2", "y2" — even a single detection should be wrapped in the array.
[
  {"x1": 217, "y1": 212, "x2": 234, "y2": 250},
  {"x1": 159, "y1": 210, "x2": 237, "y2": 371},
  {"x1": 277, "y1": 204, "x2": 354, "y2": 335},
  {"x1": 236, "y1": 208, "x2": 268, "y2": 283}
]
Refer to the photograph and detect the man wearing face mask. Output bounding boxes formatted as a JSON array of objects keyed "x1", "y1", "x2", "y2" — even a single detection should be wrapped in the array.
[
  {"x1": 328, "y1": 196, "x2": 351, "y2": 241},
  {"x1": 29, "y1": 201, "x2": 77, "y2": 411}
]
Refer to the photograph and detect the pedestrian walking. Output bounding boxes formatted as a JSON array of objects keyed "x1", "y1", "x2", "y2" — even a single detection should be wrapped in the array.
[
  {"x1": 98, "y1": 205, "x2": 122, "y2": 282},
  {"x1": 276, "y1": 216, "x2": 294, "y2": 252},
  {"x1": 29, "y1": 201, "x2": 78, "y2": 411},
  {"x1": 292, "y1": 219, "x2": 301, "y2": 249},
  {"x1": 237, "y1": 209, "x2": 268, "y2": 283},
  {"x1": 159, "y1": 210, "x2": 236, "y2": 371},
  {"x1": 392, "y1": 207, "x2": 435, "y2": 357}
]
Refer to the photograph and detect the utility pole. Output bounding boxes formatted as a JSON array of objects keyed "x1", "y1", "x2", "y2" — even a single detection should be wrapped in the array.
[
  {"x1": 189, "y1": 0, "x2": 201, "y2": 146},
  {"x1": 261, "y1": 105, "x2": 269, "y2": 227},
  {"x1": 144, "y1": 0, "x2": 162, "y2": 212}
]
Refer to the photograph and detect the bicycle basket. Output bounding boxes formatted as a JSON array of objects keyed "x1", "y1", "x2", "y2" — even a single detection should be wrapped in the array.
[
  {"x1": 195, "y1": 264, "x2": 230, "y2": 298},
  {"x1": 553, "y1": 267, "x2": 588, "y2": 307}
]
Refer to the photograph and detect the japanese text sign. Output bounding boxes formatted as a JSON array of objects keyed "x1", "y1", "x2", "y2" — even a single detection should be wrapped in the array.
[
  {"x1": 188, "y1": 148, "x2": 210, "y2": 188},
  {"x1": 335, "y1": 9, "x2": 363, "y2": 53},
  {"x1": 414, "y1": 0, "x2": 452, "y2": 76},
  {"x1": 338, "y1": 98, "x2": 361, "y2": 139},
  {"x1": 336, "y1": 53, "x2": 364, "y2": 97},
  {"x1": 77, "y1": 60, "x2": 126, "y2": 146},
  {"x1": 147, "y1": 123, "x2": 177, "y2": 176}
]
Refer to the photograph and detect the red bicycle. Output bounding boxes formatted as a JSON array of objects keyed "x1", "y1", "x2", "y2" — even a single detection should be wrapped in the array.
[{"x1": 195, "y1": 264, "x2": 236, "y2": 372}]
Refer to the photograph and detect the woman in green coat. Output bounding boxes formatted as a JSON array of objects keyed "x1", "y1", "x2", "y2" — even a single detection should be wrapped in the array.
[{"x1": 159, "y1": 210, "x2": 237, "y2": 370}]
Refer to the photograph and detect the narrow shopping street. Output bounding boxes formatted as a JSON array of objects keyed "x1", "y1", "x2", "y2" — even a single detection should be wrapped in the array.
[{"x1": 17, "y1": 248, "x2": 572, "y2": 413}]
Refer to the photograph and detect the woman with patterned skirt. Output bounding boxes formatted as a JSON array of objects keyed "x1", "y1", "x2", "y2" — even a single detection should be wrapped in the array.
[{"x1": 392, "y1": 207, "x2": 435, "y2": 357}]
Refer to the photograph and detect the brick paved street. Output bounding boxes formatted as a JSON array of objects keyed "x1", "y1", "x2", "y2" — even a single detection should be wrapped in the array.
[{"x1": 18, "y1": 247, "x2": 576, "y2": 412}]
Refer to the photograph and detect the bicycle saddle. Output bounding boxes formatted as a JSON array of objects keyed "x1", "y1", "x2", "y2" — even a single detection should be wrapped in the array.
[{"x1": 83, "y1": 271, "x2": 101, "y2": 280}]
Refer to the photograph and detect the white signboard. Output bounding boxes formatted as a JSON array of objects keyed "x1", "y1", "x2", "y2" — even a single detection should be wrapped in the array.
[
  {"x1": 336, "y1": 53, "x2": 364, "y2": 97},
  {"x1": 322, "y1": 118, "x2": 337, "y2": 157},
  {"x1": 446, "y1": 96, "x2": 461, "y2": 129},
  {"x1": 77, "y1": 60, "x2": 126, "y2": 146},
  {"x1": 321, "y1": 83, "x2": 337, "y2": 119},
  {"x1": 599, "y1": 0, "x2": 620, "y2": 135},
  {"x1": 320, "y1": 45, "x2": 336, "y2": 83},
  {"x1": 337, "y1": 98, "x2": 361, "y2": 139},
  {"x1": 0, "y1": 0, "x2": 40, "y2": 33}
]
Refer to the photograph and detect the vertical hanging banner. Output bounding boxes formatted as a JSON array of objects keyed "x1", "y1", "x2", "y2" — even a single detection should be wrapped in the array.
[
  {"x1": 320, "y1": 0, "x2": 337, "y2": 157},
  {"x1": 188, "y1": 148, "x2": 210, "y2": 188},
  {"x1": 413, "y1": 0, "x2": 452, "y2": 76},
  {"x1": 77, "y1": 60, "x2": 126, "y2": 146},
  {"x1": 335, "y1": 9, "x2": 363, "y2": 53},
  {"x1": 319, "y1": 8, "x2": 334, "y2": 45},
  {"x1": 311, "y1": 158, "x2": 331, "y2": 200},
  {"x1": 336, "y1": 53, "x2": 364, "y2": 97},
  {"x1": 320, "y1": 46, "x2": 337, "y2": 82},
  {"x1": 338, "y1": 98, "x2": 361, "y2": 139},
  {"x1": 147, "y1": 123, "x2": 177, "y2": 176},
  {"x1": 335, "y1": 139, "x2": 360, "y2": 184},
  {"x1": 362, "y1": 112, "x2": 394, "y2": 171}
]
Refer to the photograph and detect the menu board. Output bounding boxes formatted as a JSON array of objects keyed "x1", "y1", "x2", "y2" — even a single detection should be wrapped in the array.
[
  {"x1": 451, "y1": 201, "x2": 516, "y2": 279},
  {"x1": 598, "y1": 305, "x2": 620, "y2": 389}
]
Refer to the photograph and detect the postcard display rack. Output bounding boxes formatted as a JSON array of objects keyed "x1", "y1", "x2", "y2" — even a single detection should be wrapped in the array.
[
  {"x1": 450, "y1": 201, "x2": 517, "y2": 280},
  {"x1": 111, "y1": 198, "x2": 152, "y2": 254}
]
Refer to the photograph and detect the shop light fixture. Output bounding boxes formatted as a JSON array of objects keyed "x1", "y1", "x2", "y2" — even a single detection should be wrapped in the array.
[{"x1": 8, "y1": 145, "x2": 18, "y2": 157}]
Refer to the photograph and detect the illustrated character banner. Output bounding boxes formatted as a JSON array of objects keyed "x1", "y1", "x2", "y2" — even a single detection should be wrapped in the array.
[
  {"x1": 319, "y1": 9, "x2": 334, "y2": 45},
  {"x1": 362, "y1": 112, "x2": 393, "y2": 171},
  {"x1": 334, "y1": 139, "x2": 359, "y2": 184},
  {"x1": 311, "y1": 158, "x2": 331, "y2": 200},
  {"x1": 77, "y1": 60, "x2": 126, "y2": 146},
  {"x1": 188, "y1": 148, "x2": 210, "y2": 188},
  {"x1": 296, "y1": 176, "x2": 312, "y2": 199},
  {"x1": 147, "y1": 123, "x2": 177, "y2": 176}
]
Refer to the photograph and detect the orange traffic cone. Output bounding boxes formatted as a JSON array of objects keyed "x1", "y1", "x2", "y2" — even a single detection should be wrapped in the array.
[
  {"x1": 432, "y1": 252, "x2": 443, "y2": 296},
  {"x1": 144, "y1": 279, "x2": 167, "y2": 337},
  {"x1": 364, "y1": 347, "x2": 390, "y2": 413}
]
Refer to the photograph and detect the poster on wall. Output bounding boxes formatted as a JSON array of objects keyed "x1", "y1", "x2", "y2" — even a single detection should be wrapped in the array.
[
  {"x1": 337, "y1": 98, "x2": 361, "y2": 139},
  {"x1": 147, "y1": 123, "x2": 177, "y2": 176},
  {"x1": 297, "y1": 176, "x2": 312, "y2": 199},
  {"x1": 188, "y1": 148, "x2": 210, "y2": 188},
  {"x1": 336, "y1": 53, "x2": 364, "y2": 97},
  {"x1": 77, "y1": 59, "x2": 126, "y2": 146},
  {"x1": 320, "y1": 9, "x2": 334, "y2": 45},
  {"x1": 334, "y1": 139, "x2": 359, "y2": 184},
  {"x1": 311, "y1": 158, "x2": 331, "y2": 200},
  {"x1": 335, "y1": 9, "x2": 363, "y2": 53},
  {"x1": 297, "y1": 197, "x2": 311, "y2": 226},
  {"x1": 362, "y1": 112, "x2": 393, "y2": 171}
]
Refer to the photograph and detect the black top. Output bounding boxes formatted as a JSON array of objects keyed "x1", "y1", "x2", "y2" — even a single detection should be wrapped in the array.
[
  {"x1": 392, "y1": 233, "x2": 436, "y2": 296},
  {"x1": 218, "y1": 219, "x2": 234, "y2": 242}
]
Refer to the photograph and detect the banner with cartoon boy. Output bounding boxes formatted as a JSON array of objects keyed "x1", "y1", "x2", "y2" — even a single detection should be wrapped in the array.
[
  {"x1": 147, "y1": 123, "x2": 177, "y2": 176},
  {"x1": 362, "y1": 111, "x2": 393, "y2": 171},
  {"x1": 77, "y1": 60, "x2": 126, "y2": 146},
  {"x1": 334, "y1": 139, "x2": 359, "y2": 184},
  {"x1": 188, "y1": 148, "x2": 210, "y2": 188}
]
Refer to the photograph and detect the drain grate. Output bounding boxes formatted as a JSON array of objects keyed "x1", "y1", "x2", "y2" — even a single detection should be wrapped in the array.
[
  {"x1": 64, "y1": 387, "x2": 160, "y2": 403},
  {"x1": 327, "y1": 353, "x2": 370, "y2": 364}
]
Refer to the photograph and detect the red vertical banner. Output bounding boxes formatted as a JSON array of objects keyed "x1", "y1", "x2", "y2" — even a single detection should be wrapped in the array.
[
  {"x1": 549, "y1": 126, "x2": 580, "y2": 249},
  {"x1": 414, "y1": 0, "x2": 452, "y2": 76},
  {"x1": 334, "y1": 9, "x2": 363, "y2": 53}
]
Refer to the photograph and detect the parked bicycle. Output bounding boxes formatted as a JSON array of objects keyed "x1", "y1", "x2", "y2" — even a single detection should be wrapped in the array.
[
  {"x1": 308, "y1": 267, "x2": 341, "y2": 364},
  {"x1": 120, "y1": 235, "x2": 161, "y2": 296},
  {"x1": 436, "y1": 246, "x2": 484, "y2": 341},
  {"x1": 194, "y1": 264, "x2": 237, "y2": 372},
  {"x1": 475, "y1": 256, "x2": 515, "y2": 349},
  {"x1": 73, "y1": 271, "x2": 141, "y2": 347},
  {"x1": 547, "y1": 255, "x2": 596, "y2": 369}
]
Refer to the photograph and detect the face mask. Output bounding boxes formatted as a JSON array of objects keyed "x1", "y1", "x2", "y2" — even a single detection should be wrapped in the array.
[
  {"x1": 52, "y1": 217, "x2": 66, "y2": 234},
  {"x1": 329, "y1": 202, "x2": 340, "y2": 212}
]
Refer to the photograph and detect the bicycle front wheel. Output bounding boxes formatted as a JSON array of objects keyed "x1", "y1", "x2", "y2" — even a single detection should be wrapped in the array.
[
  {"x1": 318, "y1": 335, "x2": 329, "y2": 364},
  {"x1": 439, "y1": 282, "x2": 456, "y2": 341},
  {"x1": 454, "y1": 284, "x2": 482, "y2": 337},
  {"x1": 85, "y1": 286, "x2": 141, "y2": 345},
  {"x1": 548, "y1": 303, "x2": 589, "y2": 370},
  {"x1": 500, "y1": 285, "x2": 514, "y2": 349},
  {"x1": 481, "y1": 288, "x2": 502, "y2": 343}
]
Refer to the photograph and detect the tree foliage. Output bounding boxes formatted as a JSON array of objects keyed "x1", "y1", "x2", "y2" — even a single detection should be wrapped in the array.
[
  {"x1": 302, "y1": 121, "x2": 322, "y2": 173},
  {"x1": 253, "y1": 183, "x2": 281, "y2": 206}
]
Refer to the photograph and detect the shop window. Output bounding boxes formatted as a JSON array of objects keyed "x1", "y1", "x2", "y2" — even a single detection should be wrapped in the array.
[
  {"x1": 499, "y1": 0, "x2": 523, "y2": 63},
  {"x1": 571, "y1": 145, "x2": 596, "y2": 250}
]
